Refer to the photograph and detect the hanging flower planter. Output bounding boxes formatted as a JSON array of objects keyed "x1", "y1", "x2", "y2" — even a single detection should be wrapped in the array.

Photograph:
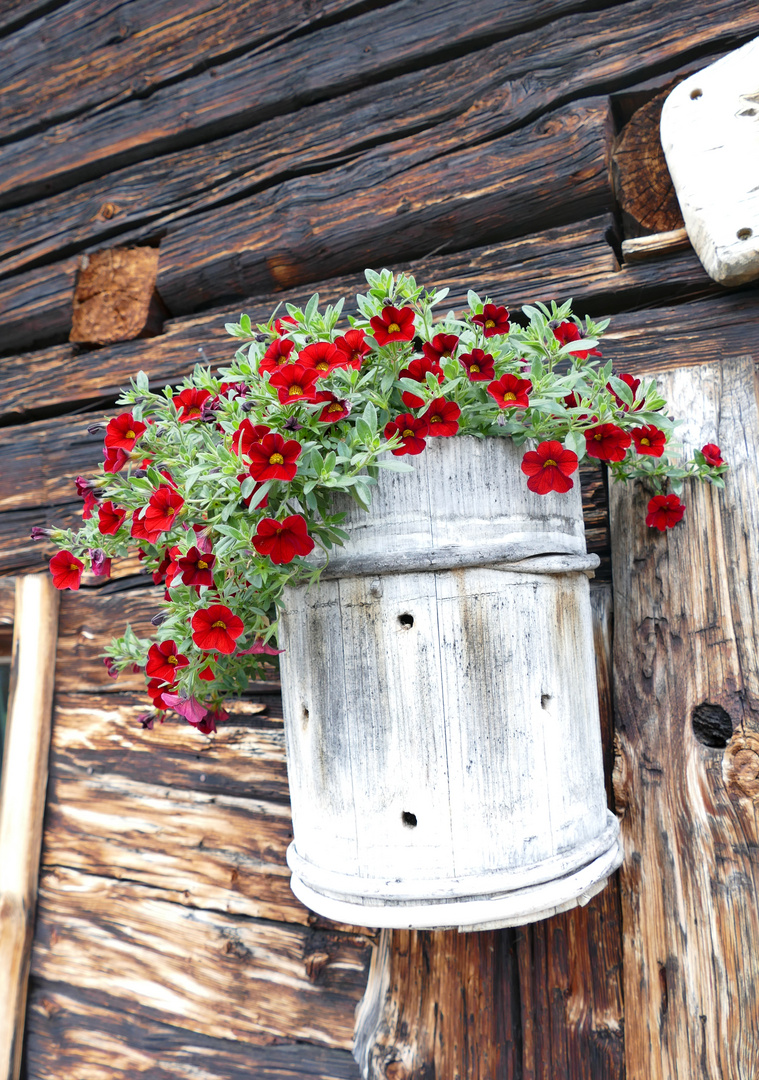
[
  {"x1": 280, "y1": 435, "x2": 620, "y2": 929},
  {"x1": 34, "y1": 269, "x2": 728, "y2": 930}
]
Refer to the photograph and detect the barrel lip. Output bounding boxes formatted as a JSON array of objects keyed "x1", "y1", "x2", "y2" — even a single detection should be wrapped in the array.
[
  {"x1": 286, "y1": 812, "x2": 620, "y2": 903},
  {"x1": 311, "y1": 435, "x2": 588, "y2": 575}
]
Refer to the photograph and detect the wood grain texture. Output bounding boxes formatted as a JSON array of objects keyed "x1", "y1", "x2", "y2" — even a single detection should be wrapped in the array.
[
  {"x1": 610, "y1": 355, "x2": 759, "y2": 1078},
  {"x1": 0, "y1": 0, "x2": 367, "y2": 142},
  {"x1": 0, "y1": 258, "x2": 78, "y2": 355},
  {"x1": 25, "y1": 983, "x2": 361, "y2": 1080},
  {"x1": 0, "y1": 0, "x2": 744, "y2": 283},
  {"x1": 0, "y1": 0, "x2": 756, "y2": 214},
  {"x1": 30, "y1": 867, "x2": 372, "y2": 1049},
  {"x1": 0, "y1": 215, "x2": 719, "y2": 425},
  {"x1": 353, "y1": 582, "x2": 623, "y2": 1078},
  {"x1": 0, "y1": 577, "x2": 59, "y2": 1080},
  {"x1": 156, "y1": 97, "x2": 616, "y2": 313},
  {"x1": 612, "y1": 87, "x2": 685, "y2": 236}
]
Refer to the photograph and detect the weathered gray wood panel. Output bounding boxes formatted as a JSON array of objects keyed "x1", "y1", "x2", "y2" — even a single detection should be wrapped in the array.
[{"x1": 611, "y1": 355, "x2": 759, "y2": 1077}]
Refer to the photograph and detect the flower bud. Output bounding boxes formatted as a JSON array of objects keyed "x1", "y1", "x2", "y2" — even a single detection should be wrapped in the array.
[
  {"x1": 151, "y1": 610, "x2": 169, "y2": 626},
  {"x1": 30, "y1": 526, "x2": 53, "y2": 540}
]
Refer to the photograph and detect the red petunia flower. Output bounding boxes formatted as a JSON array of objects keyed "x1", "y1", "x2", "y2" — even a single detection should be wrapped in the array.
[
  {"x1": 247, "y1": 433, "x2": 302, "y2": 482},
  {"x1": 487, "y1": 373, "x2": 532, "y2": 409},
  {"x1": 608, "y1": 373, "x2": 641, "y2": 411},
  {"x1": 384, "y1": 413, "x2": 429, "y2": 456},
  {"x1": 259, "y1": 337, "x2": 295, "y2": 375},
  {"x1": 631, "y1": 425, "x2": 666, "y2": 457},
  {"x1": 145, "y1": 640, "x2": 190, "y2": 683},
  {"x1": 553, "y1": 320, "x2": 601, "y2": 359},
  {"x1": 49, "y1": 550, "x2": 84, "y2": 590},
  {"x1": 81, "y1": 489, "x2": 99, "y2": 520},
  {"x1": 273, "y1": 315, "x2": 298, "y2": 336},
  {"x1": 422, "y1": 398, "x2": 461, "y2": 437},
  {"x1": 144, "y1": 484, "x2": 185, "y2": 535},
  {"x1": 175, "y1": 388, "x2": 211, "y2": 422},
  {"x1": 103, "y1": 445, "x2": 129, "y2": 473},
  {"x1": 268, "y1": 363, "x2": 320, "y2": 404},
  {"x1": 297, "y1": 341, "x2": 343, "y2": 376},
  {"x1": 191, "y1": 605, "x2": 245, "y2": 653},
  {"x1": 370, "y1": 305, "x2": 416, "y2": 346},
  {"x1": 236, "y1": 638, "x2": 286, "y2": 656},
  {"x1": 646, "y1": 494, "x2": 685, "y2": 531},
  {"x1": 178, "y1": 546, "x2": 216, "y2": 589},
  {"x1": 147, "y1": 678, "x2": 176, "y2": 710},
  {"x1": 252, "y1": 514, "x2": 315, "y2": 565},
  {"x1": 584, "y1": 423, "x2": 631, "y2": 463},
  {"x1": 232, "y1": 420, "x2": 271, "y2": 458},
  {"x1": 105, "y1": 412, "x2": 147, "y2": 451},
  {"x1": 423, "y1": 333, "x2": 459, "y2": 364},
  {"x1": 97, "y1": 501, "x2": 128, "y2": 536},
  {"x1": 520, "y1": 441, "x2": 578, "y2": 495},
  {"x1": 459, "y1": 349, "x2": 495, "y2": 381},
  {"x1": 334, "y1": 329, "x2": 371, "y2": 369},
  {"x1": 198, "y1": 665, "x2": 216, "y2": 681},
  {"x1": 472, "y1": 304, "x2": 510, "y2": 338},
  {"x1": 702, "y1": 443, "x2": 724, "y2": 467},
  {"x1": 315, "y1": 392, "x2": 351, "y2": 424},
  {"x1": 399, "y1": 355, "x2": 444, "y2": 408}
]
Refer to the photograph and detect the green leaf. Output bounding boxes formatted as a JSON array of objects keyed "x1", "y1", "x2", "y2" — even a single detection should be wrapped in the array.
[
  {"x1": 240, "y1": 476, "x2": 255, "y2": 499},
  {"x1": 305, "y1": 293, "x2": 319, "y2": 324},
  {"x1": 355, "y1": 418, "x2": 373, "y2": 443},
  {"x1": 376, "y1": 458, "x2": 414, "y2": 472},
  {"x1": 311, "y1": 448, "x2": 325, "y2": 473},
  {"x1": 135, "y1": 370, "x2": 150, "y2": 392},
  {"x1": 564, "y1": 429, "x2": 586, "y2": 461},
  {"x1": 240, "y1": 313, "x2": 252, "y2": 334},
  {"x1": 607, "y1": 376, "x2": 634, "y2": 408},
  {"x1": 467, "y1": 290, "x2": 481, "y2": 311},
  {"x1": 362, "y1": 401, "x2": 378, "y2": 434}
]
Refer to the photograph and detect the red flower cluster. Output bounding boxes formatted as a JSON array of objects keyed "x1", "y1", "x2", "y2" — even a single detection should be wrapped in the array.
[
  {"x1": 521, "y1": 441, "x2": 578, "y2": 494},
  {"x1": 105, "y1": 412, "x2": 146, "y2": 451},
  {"x1": 334, "y1": 329, "x2": 370, "y2": 369},
  {"x1": 701, "y1": 443, "x2": 724, "y2": 467},
  {"x1": 487, "y1": 374, "x2": 532, "y2": 409},
  {"x1": 49, "y1": 551, "x2": 84, "y2": 590},
  {"x1": 646, "y1": 495, "x2": 685, "y2": 531},
  {"x1": 253, "y1": 514, "x2": 315, "y2": 564},
  {"x1": 269, "y1": 364, "x2": 319, "y2": 404},
  {"x1": 384, "y1": 413, "x2": 429, "y2": 456},
  {"x1": 473, "y1": 304, "x2": 510, "y2": 337},
  {"x1": 631, "y1": 426, "x2": 665, "y2": 457},
  {"x1": 175, "y1": 388, "x2": 211, "y2": 422},
  {"x1": 191, "y1": 605, "x2": 245, "y2": 653},
  {"x1": 423, "y1": 399, "x2": 460, "y2": 437},
  {"x1": 146, "y1": 640, "x2": 189, "y2": 683},
  {"x1": 248, "y1": 433, "x2": 302, "y2": 481},
  {"x1": 370, "y1": 305, "x2": 415, "y2": 346},
  {"x1": 553, "y1": 320, "x2": 601, "y2": 359},
  {"x1": 459, "y1": 349, "x2": 495, "y2": 381},
  {"x1": 584, "y1": 424, "x2": 631, "y2": 463}
]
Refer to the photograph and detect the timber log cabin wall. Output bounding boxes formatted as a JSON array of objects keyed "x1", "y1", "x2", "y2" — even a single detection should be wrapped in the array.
[{"x1": 0, "y1": 2, "x2": 758, "y2": 1078}]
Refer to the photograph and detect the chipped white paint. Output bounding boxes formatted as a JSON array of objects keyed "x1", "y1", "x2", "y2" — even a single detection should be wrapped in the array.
[
  {"x1": 661, "y1": 37, "x2": 759, "y2": 286},
  {"x1": 280, "y1": 437, "x2": 622, "y2": 930}
]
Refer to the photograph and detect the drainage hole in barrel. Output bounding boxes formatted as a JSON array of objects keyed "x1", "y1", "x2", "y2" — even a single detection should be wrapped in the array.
[
  {"x1": 398, "y1": 613, "x2": 414, "y2": 629},
  {"x1": 401, "y1": 811, "x2": 417, "y2": 828}
]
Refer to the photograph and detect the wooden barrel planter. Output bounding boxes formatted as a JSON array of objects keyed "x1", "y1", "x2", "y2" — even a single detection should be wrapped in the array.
[{"x1": 279, "y1": 436, "x2": 622, "y2": 930}]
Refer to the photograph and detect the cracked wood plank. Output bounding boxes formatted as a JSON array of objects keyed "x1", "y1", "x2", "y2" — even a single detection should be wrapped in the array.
[
  {"x1": 25, "y1": 983, "x2": 361, "y2": 1079},
  {"x1": 0, "y1": 0, "x2": 753, "y2": 283},
  {"x1": 0, "y1": 0, "x2": 757, "y2": 215},
  {"x1": 30, "y1": 867, "x2": 372, "y2": 1049},
  {"x1": 610, "y1": 354, "x2": 759, "y2": 1077}
]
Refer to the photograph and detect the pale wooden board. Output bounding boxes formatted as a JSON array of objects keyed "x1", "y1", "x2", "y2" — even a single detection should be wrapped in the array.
[
  {"x1": 0, "y1": 577, "x2": 59, "y2": 1080},
  {"x1": 610, "y1": 355, "x2": 759, "y2": 1077},
  {"x1": 661, "y1": 37, "x2": 759, "y2": 285}
]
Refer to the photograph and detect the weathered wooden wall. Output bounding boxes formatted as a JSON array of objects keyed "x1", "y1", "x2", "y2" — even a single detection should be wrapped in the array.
[{"x1": 0, "y1": 0, "x2": 758, "y2": 1076}]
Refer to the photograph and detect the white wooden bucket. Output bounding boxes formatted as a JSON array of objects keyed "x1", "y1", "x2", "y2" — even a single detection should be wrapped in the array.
[{"x1": 279, "y1": 436, "x2": 622, "y2": 930}]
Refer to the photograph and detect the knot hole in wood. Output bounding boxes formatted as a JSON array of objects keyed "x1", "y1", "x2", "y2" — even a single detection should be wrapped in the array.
[{"x1": 691, "y1": 701, "x2": 733, "y2": 748}]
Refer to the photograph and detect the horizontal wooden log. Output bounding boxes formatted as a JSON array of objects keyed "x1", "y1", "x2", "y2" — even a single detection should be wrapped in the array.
[
  {"x1": 0, "y1": 0, "x2": 372, "y2": 147},
  {"x1": 155, "y1": 97, "x2": 616, "y2": 312},
  {"x1": 0, "y1": 0, "x2": 66, "y2": 38},
  {"x1": 50, "y1": 691, "x2": 288, "y2": 805},
  {"x1": 0, "y1": 0, "x2": 591, "y2": 151},
  {"x1": 42, "y1": 768, "x2": 305, "y2": 924},
  {"x1": 0, "y1": 258, "x2": 77, "y2": 355},
  {"x1": 1, "y1": 0, "x2": 757, "y2": 216},
  {"x1": 25, "y1": 983, "x2": 361, "y2": 1080},
  {"x1": 31, "y1": 867, "x2": 371, "y2": 1048},
  {"x1": 0, "y1": 6, "x2": 742, "y2": 285}
]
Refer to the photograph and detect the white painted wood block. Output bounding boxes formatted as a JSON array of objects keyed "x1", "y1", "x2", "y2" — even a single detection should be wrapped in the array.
[
  {"x1": 661, "y1": 37, "x2": 759, "y2": 286},
  {"x1": 279, "y1": 437, "x2": 622, "y2": 930}
]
